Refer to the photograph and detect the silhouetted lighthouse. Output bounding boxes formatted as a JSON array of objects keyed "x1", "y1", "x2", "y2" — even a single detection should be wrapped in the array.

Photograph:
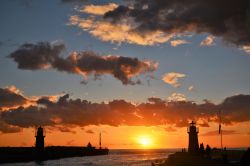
[
  {"x1": 35, "y1": 126, "x2": 45, "y2": 153},
  {"x1": 187, "y1": 121, "x2": 199, "y2": 153}
]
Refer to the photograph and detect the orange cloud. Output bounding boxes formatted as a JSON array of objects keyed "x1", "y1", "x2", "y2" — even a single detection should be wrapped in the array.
[
  {"x1": 170, "y1": 39, "x2": 189, "y2": 47},
  {"x1": 241, "y1": 45, "x2": 250, "y2": 54},
  {"x1": 80, "y1": 3, "x2": 118, "y2": 15},
  {"x1": 188, "y1": 85, "x2": 194, "y2": 91},
  {"x1": 167, "y1": 93, "x2": 186, "y2": 101},
  {"x1": 69, "y1": 15, "x2": 174, "y2": 45},
  {"x1": 162, "y1": 72, "x2": 186, "y2": 88},
  {"x1": 200, "y1": 35, "x2": 215, "y2": 46},
  {"x1": 0, "y1": 86, "x2": 28, "y2": 111},
  {"x1": 201, "y1": 130, "x2": 237, "y2": 136}
]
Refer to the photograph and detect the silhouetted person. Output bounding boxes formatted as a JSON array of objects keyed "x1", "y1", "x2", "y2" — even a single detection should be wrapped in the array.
[
  {"x1": 222, "y1": 146, "x2": 228, "y2": 164},
  {"x1": 199, "y1": 143, "x2": 205, "y2": 155},
  {"x1": 241, "y1": 148, "x2": 250, "y2": 166},
  {"x1": 205, "y1": 144, "x2": 211, "y2": 156}
]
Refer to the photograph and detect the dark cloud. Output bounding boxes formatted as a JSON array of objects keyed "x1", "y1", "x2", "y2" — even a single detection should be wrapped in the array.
[
  {"x1": 9, "y1": 42, "x2": 158, "y2": 85},
  {"x1": 1, "y1": 92, "x2": 250, "y2": 133},
  {"x1": 9, "y1": 42, "x2": 65, "y2": 70},
  {"x1": 0, "y1": 87, "x2": 27, "y2": 109},
  {"x1": 61, "y1": 0, "x2": 87, "y2": 3},
  {"x1": 1, "y1": 106, "x2": 54, "y2": 128},
  {"x1": 220, "y1": 94, "x2": 250, "y2": 124},
  {"x1": 0, "y1": 120, "x2": 21, "y2": 133},
  {"x1": 54, "y1": 126, "x2": 76, "y2": 133},
  {"x1": 103, "y1": 0, "x2": 250, "y2": 47}
]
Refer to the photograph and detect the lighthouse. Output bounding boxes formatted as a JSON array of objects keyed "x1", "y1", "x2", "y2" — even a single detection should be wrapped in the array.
[
  {"x1": 187, "y1": 121, "x2": 199, "y2": 153},
  {"x1": 35, "y1": 126, "x2": 45, "y2": 153}
]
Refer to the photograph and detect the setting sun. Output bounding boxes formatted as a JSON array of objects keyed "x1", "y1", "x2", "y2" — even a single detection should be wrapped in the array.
[{"x1": 137, "y1": 136, "x2": 153, "y2": 148}]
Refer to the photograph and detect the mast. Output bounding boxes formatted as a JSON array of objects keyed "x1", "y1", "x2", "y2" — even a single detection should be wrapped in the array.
[
  {"x1": 219, "y1": 110, "x2": 223, "y2": 150},
  {"x1": 99, "y1": 132, "x2": 102, "y2": 149}
]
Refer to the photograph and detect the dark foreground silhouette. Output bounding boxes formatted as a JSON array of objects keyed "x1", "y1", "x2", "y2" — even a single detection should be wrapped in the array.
[
  {"x1": 152, "y1": 149, "x2": 249, "y2": 166},
  {"x1": 152, "y1": 121, "x2": 249, "y2": 166},
  {"x1": 0, "y1": 126, "x2": 108, "y2": 163},
  {"x1": 0, "y1": 145, "x2": 109, "y2": 163}
]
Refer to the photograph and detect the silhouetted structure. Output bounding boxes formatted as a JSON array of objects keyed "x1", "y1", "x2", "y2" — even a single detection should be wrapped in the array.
[
  {"x1": 87, "y1": 142, "x2": 93, "y2": 149},
  {"x1": 152, "y1": 122, "x2": 244, "y2": 166},
  {"x1": 241, "y1": 148, "x2": 250, "y2": 166},
  {"x1": 187, "y1": 121, "x2": 199, "y2": 153},
  {"x1": 35, "y1": 126, "x2": 45, "y2": 154},
  {"x1": 0, "y1": 126, "x2": 108, "y2": 163}
]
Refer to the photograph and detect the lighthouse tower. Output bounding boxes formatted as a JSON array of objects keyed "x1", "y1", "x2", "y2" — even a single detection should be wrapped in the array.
[
  {"x1": 35, "y1": 126, "x2": 45, "y2": 153},
  {"x1": 187, "y1": 121, "x2": 199, "y2": 153}
]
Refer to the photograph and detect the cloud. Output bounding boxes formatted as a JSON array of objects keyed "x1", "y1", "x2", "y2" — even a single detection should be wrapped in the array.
[
  {"x1": 201, "y1": 130, "x2": 237, "y2": 136},
  {"x1": 9, "y1": 42, "x2": 158, "y2": 85},
  {"x1": 162, "y1": 72, "x2": 186, "y2": 88},
  {"x1": 61, "y1": 0, "x2": 87, "y2": 3},
  {"x1": 80, "y1": 3, "x2": 118, "y2": 15},
  {"x1": 0, "y1": 86, "x2": 28, "y2": 110},
  {"x1": 1, "y1": 87, "x2": 250, "y2": 133},
  {"x1": 71, "y1": 1, "x2": 250, "y2": 48},
  {"x1": 200, "y1": 35, "x2": 215, "y2": 46},
  {"x1": 170, "y1": 40, "x2": 189, "y2": 47},
  {"x1": 0, "y1": 120, "x2": 21, "y2": 133},
  {"x1": 167, "y1": 93, "x2": 186, "y2": 102},
  {"x1": 165, "y1": 126, "x2": 177, "y2": 132},
  {"x1": 69, "y1": 15, "x2": 174, "y2": 45},
  {"x1": 241, "y1": 45, "x2": 250, "y2": 53},
  {"x1": 85, "y1": 129, "x2": 94, "y2": 134},
  {"x1": 9, "y1": 42, "x2": 66, "y2": 70},
  {"x1": 220, "y1": 94, "x2": 250, "y2": 124},
  {"x1": 188, "y1": 85, "x2": 194, "y2": 91}
]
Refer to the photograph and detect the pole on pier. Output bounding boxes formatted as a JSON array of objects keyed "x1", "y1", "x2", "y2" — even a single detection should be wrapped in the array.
[
  {"x1": 99, "y1": 132, "x2": 102, "y2": 149},
  {"x1": 219, "y1": 110, "x2": 223, "y2": 150}
]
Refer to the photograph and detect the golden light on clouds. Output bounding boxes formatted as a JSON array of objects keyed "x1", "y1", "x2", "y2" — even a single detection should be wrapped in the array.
[
  {"x1": 80, "y1": 3, "x2": 118, "y2": 15},
  {"x1": 200, "y1": 35, "x2": 215, "y2": 47},
  {"x1": 69, "y1": 15, "x2": 173, "y2": 46},
  {"x1": 241, "y1": 45, "x2": 250, "y2": 53},
  {"x1": 170, "y1": 39, "x2": 189, "y2": 47},
  {"x1": 162, "y1": 72, "x2": 186, "y2": 88}
]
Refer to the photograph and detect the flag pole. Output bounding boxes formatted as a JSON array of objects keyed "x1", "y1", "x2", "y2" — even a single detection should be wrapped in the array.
[{"x1": 219, "y1": 110, "x2": 223, "y2": 150}]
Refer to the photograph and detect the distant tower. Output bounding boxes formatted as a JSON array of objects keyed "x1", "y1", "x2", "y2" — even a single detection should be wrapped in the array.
[
  {"x1": 35, "y1": 126, "x2": 45, "y2": 153},
  {"x1": 187, "y1": 121, "x2": 199, "y2": 153}
]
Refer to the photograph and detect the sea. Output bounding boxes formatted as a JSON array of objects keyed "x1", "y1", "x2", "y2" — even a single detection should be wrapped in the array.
[{"x1": 1, "y1": 149, "x2": 179, "y2": 166}]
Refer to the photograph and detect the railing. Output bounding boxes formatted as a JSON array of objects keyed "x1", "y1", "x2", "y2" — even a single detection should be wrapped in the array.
[{"x1": 187, "y1": 127, "x2": 199, "y2": 133}]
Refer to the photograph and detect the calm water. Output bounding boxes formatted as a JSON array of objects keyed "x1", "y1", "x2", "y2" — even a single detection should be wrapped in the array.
[{"x1": 1, "y1": 149, "x2": 178, "y2": 166}]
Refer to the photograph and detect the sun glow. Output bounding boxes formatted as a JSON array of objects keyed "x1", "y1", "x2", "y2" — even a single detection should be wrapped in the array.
[{"x1": 137, "y1": 135, "x2": 153, "y2": 148}]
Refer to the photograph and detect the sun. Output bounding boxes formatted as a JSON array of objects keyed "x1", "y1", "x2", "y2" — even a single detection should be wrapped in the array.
[{"x1": 137, "y1": 136, "x2": 152, "y2": 147}]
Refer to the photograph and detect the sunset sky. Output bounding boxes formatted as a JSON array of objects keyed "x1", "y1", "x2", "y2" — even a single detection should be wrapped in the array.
[{"x1": 0, "y1": 0, "x2": 250, "y2": 149}]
